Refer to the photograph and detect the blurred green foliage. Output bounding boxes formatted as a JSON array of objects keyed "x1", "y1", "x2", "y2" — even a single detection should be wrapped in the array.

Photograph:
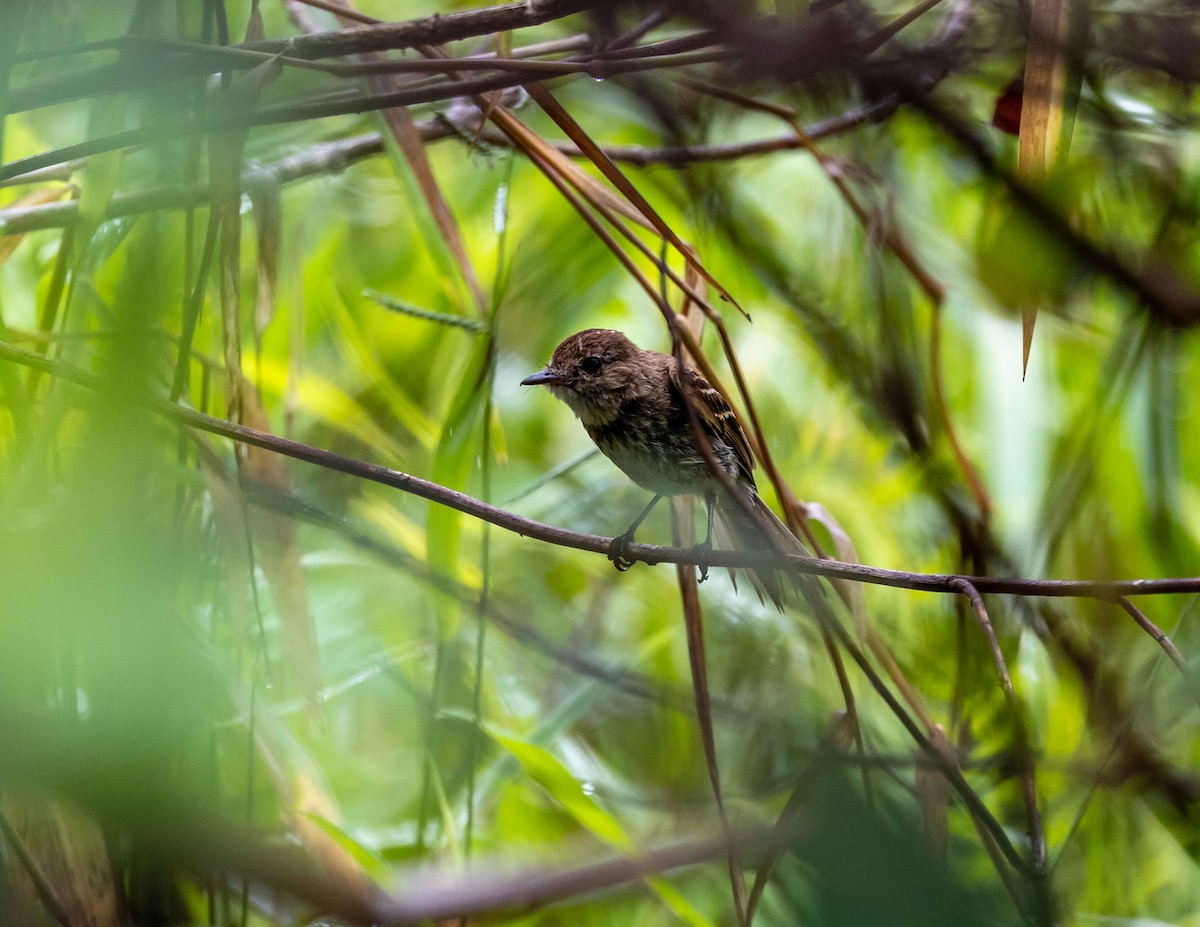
[{"x1": 0, "y1": 1, "x2": 1199, "y2": 925}]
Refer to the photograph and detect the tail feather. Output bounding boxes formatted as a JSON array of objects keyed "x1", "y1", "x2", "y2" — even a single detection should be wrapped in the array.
[{"x1": 714, "y1": 490, "x2": 810, "y2": 610}]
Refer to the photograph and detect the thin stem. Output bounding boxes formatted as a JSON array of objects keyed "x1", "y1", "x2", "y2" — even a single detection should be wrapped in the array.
[
  {"x1": 1116, "y1": 596, "x2": 1188, "y2": 674},
  {"x1": 3, "y1": 341, "x2": 1200, "y2": 607},
  {"x1": 949, "y1": 577, "x2": 1048, "y2": 879}
]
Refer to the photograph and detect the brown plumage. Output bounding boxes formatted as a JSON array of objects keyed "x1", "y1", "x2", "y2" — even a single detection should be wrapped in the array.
[{"x1": 521, "y1": 328, "x2": 807, "y2": 608}]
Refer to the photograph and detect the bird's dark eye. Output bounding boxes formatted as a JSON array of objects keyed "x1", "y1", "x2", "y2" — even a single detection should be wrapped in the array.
[{"x1": 579, "y1": 356, "x2": 605, "y2": 375}]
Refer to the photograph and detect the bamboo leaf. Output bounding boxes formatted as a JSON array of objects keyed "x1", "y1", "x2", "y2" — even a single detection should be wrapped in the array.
[
  {"x1": 364, "y1": 288, "x2": 487, "y2": 333},
  {"x1": 1017, "y1": 0, "x2": 1083, "y2": 376},
  {"x1": 377, "y1": 99, "x2": 487, "y2": 317},
  {"x1": 427, "y1": 334, "x2": 491, "y2": 637},
  {"x1": 75, "y1": 95, "x2": 127, "y2": 245}
]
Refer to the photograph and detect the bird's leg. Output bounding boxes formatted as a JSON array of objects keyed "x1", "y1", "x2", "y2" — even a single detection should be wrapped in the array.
[
  {"x1": 609, "y1": 493, "x2": 663, "y2": 572},
  {"x1": 691, "y1": 491, "x2": 716, "y2": 583}
]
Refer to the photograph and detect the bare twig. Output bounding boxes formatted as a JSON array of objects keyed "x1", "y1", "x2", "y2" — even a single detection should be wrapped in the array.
[
  {"x1": 0, "y1": 337, "x2": 1106, "y2": 875},
  {"x1": 247, "y1": 0, "x2": 593, "y2": 60},
  {"x1": 0, "y1": 103, "x2": 887, "y2": 235},
  {"x1": 4, "y1": 330, "x2": 1200, "y2": 604},
  {"x1": 1116, "y1": 596, "x2": 1187, "y2": 672},
  {"x1": 948, "y1": 578, "x2": 1048, "y2": 876}
]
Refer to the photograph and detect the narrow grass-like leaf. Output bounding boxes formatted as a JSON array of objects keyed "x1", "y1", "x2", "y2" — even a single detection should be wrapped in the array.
[
  {"x1": 522, "y1": 82, "x2": 746, "y2": 318},
  {"x1": 294, "y1": 773, "x2": 376, "y2": 892},
  {"x1": 427, "y1": 333, "x2": 492, "y2": 637},
  {"x1": 74, "y1": 95, "x2": 126, "y2": 247},
  {"x1": 364, "y1": 288, "x2": 487, "y2": 333},
  {"x1": 1018, "y1": 0, "x2": 1082, "y2": 375},
  {"x1": 376, "y1": 97, "x2": 486, "y2": 318}
]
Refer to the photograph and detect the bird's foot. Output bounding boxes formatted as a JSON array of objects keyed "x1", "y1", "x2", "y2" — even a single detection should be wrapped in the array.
[
  {"x1": 608, "y1": 530, "x2": 637, "y2": 572},
  {"x1": 690, "y1": 540, "x2": 712, "y2": 583}
]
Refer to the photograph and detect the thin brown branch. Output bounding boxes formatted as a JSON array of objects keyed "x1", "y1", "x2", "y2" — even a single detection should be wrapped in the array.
[
  {"x1": 3, "y1": 340, "x2": 1200, "y2": 605},
  {"x1": 8, "y1": 22, "x2": 709, "y2": 117},
  {"x1": 1116, "y1": 596, "x2": 1188, "y2": 672},
  {"x1": 0, "y1": 105, "x2": 885, "y2": 235},
  {"x1": 605, "y1": 8, "x2": 671, "y2": 49},
  {"x1": 292, "y1": 0, "x2": 377, "y2": 25},
  {"x1": 6, "y1": 28, "x2": 597, "y2": 115},
  {"x1": 0, "y1": 132, "x2": 396, "y2": 235},
  {"x1": 858, "y1": 0, "x2": 947, "y2": 54},
  {"x1": 0, "y1": 339, "x2": 1038, "y2": 874},
  {"x1": 949, "y1": 578, "x2": 1048, "y2": 875},
  {"x1": 0, "y1": 341, "x2": 1192, "y2": 606},
  {"x1": 0, "y1": 40, "x2": 732, "y2": 183},
  {"x1": 250, "y1": 0, "x2": 594, "y2": 60},
  {"x1": 930, "y1": 298, "x2": 992, "y2": 517}
]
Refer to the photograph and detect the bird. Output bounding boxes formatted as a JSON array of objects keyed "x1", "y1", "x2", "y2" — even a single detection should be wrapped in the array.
[{"x1": 521, "y1": 328, "x2": 808, "y2": 608}]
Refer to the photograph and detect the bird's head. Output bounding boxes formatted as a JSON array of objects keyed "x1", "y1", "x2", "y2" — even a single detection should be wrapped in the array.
[{"x1": 521, "y1": 329, "x2": 650, "y2": 426}]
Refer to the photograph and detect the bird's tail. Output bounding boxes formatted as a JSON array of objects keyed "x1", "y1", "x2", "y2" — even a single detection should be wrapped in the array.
[{"x1": 714, "y1": 489, "x2": 810, "y2": 610}]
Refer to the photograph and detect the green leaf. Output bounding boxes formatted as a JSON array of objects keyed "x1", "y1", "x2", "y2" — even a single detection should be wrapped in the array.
[
  {"x1": 490, "y1": 729, "x2": 627, "y2": 846},
  {"x1": 426, "y1": 333, "x2": 492, "y2": 635},
  {"x1": 75, "y1": 95, "x2": 127, "y2": 245}
]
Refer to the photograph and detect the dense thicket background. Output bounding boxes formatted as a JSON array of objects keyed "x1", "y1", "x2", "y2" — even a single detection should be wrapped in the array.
[{"x1": 1, "y1": 1, "x2": 1199, "y2": 925}]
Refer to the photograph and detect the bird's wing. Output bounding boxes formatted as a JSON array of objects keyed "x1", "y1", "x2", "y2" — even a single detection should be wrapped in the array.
[{"x1": 668, "y1": 360, "x2": 757, "y2": 486}]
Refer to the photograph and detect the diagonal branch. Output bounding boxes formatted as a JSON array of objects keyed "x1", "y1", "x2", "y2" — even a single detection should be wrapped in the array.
[
  {"x1": 949, "y1": 578, "x2": 1048, "y2": 876},
  {"x1": 3, "y1": 339, "x2": 1200, "y2": 609}
]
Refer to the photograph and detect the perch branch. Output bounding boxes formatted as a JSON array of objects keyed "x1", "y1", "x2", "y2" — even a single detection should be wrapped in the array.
[{"x1": 2, "y1": 339, "x2": 1199, "y2": 612}]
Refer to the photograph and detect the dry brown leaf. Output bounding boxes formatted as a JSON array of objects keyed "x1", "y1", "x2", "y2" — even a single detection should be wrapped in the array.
[
  {"x1": 487, "y1": 104, "x2": 731, "y2": 328},
  {"x1": 246, "y1": 0, "x2": 265, "y2": 43},
  {"x1": 379, "y1": 100, "x2": 487, "y2": 316},
  {"x1": 522, "y1": 82, "x2": 747, "y2": 317},
  {"x1": 1018, "y1": 0, "x2": 1078, "y2": 374},
  {"x1": 490, "y1": 106, "x2": 654, "y2": 229}
]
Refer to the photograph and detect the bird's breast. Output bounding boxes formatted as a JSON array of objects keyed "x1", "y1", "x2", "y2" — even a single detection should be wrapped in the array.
[{"x1": 586, "y1": 411, "x2": 731, "y2": 497}]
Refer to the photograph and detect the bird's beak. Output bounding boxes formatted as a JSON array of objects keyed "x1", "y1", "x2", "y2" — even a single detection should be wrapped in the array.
[{"x1": 520, "y1": 367, "x2": 559, "y2": 386}]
